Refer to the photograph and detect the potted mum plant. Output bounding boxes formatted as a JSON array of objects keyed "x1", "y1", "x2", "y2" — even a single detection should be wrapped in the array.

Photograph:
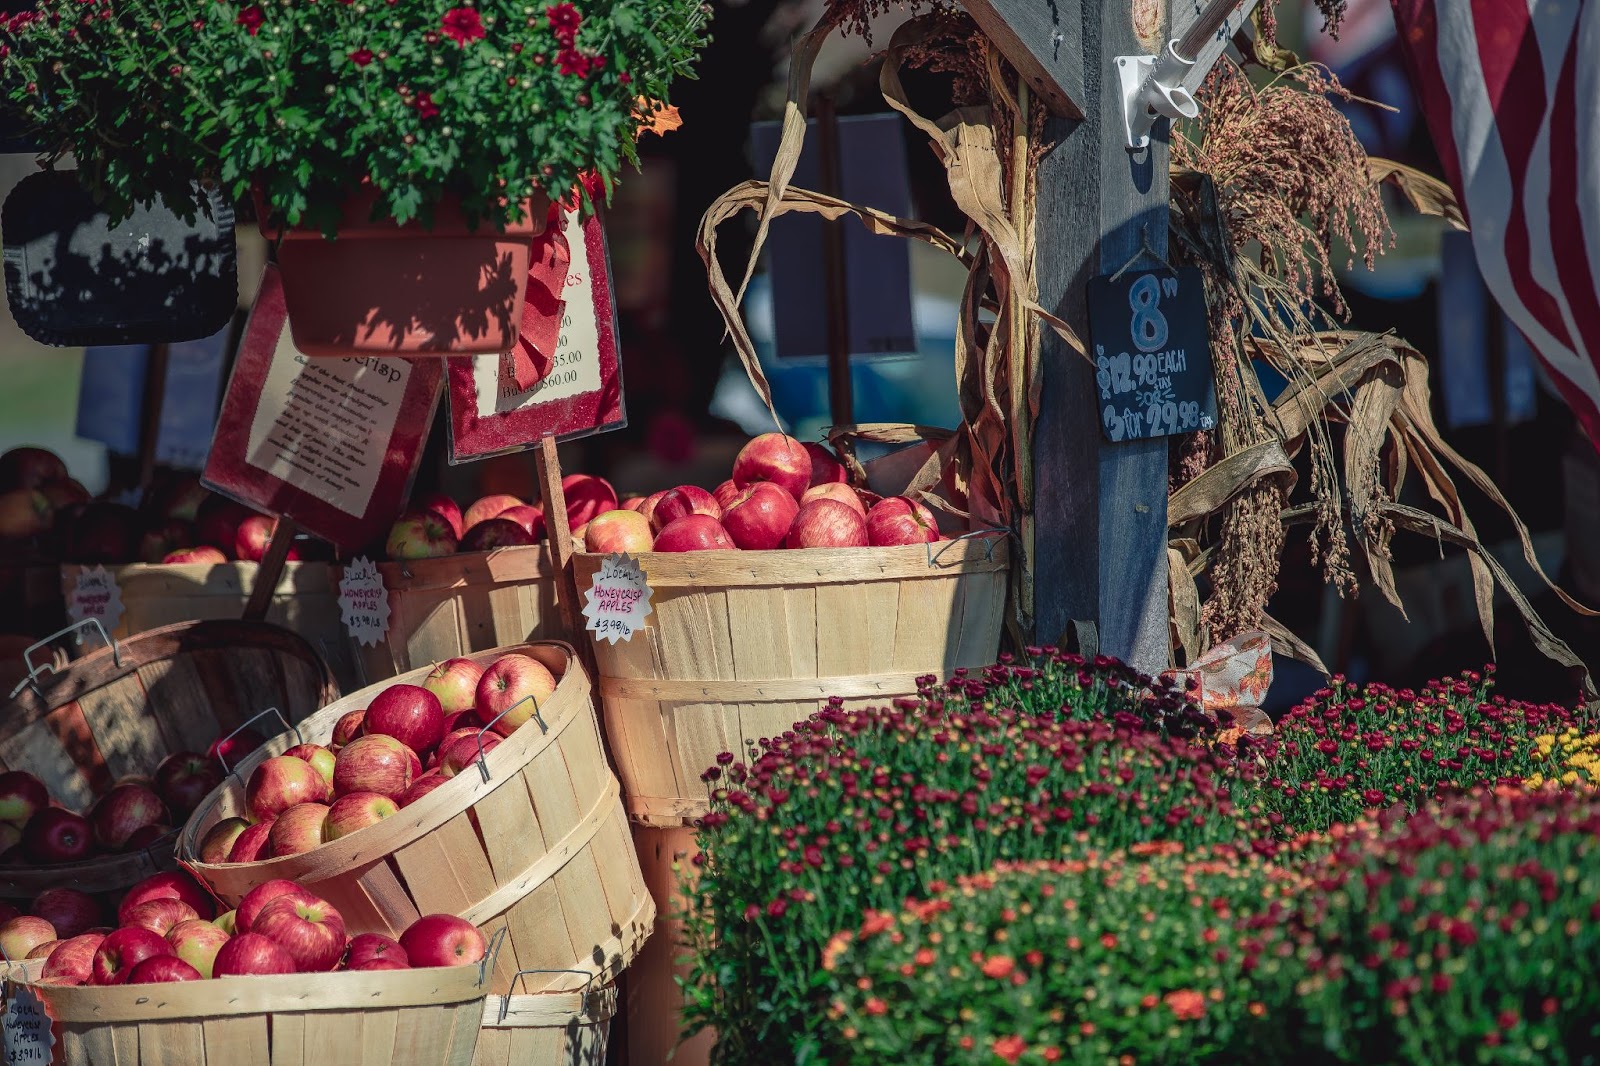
[{"x1": 0, "y1": 0, "x2": 708, "y2": 356}]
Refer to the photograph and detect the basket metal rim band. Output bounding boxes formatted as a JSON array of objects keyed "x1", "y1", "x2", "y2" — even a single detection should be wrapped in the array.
[{"x1": 598, "y1": 670, "x2": 934, "y2": 703}]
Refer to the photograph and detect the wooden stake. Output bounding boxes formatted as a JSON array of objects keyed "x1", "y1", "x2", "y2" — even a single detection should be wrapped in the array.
[{"x1": 243, "y1": 517, "x2": 297, "y2": 622}]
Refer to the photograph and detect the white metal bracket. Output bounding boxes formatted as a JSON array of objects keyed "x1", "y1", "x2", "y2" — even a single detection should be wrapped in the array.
[{"x1": 1115, "y1": 42, "x2": 1200, "y2": 151}]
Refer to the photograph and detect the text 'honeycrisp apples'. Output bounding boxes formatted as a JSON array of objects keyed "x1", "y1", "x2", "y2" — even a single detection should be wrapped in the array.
[
  {"x1": 338, "y1": 556, "x2": 390, "y2": 647},
  {"x1": 2, "y1": 982, "x2": 53, "y2": 1062},
  {"x1": 582, "y1": 554, "x2": 653, "y2": 644}
]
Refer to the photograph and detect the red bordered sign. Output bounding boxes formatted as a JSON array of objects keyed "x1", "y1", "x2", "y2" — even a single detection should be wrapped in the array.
[
  {"x1": 444, "y1": 208, "x2": 625, "y2": 462},
  {"x1": 202, "y1": 265, "x2": 443, "y2": 551}
]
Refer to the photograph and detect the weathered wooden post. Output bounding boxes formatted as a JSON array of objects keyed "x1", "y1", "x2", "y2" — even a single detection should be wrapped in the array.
[{"x1": 956, "y1": 0, "x2": 1255, "y2": 671}]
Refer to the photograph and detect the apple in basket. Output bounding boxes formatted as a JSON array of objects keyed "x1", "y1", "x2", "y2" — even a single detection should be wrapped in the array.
[
  {"x1": 463, "y1": 493, "x2": 525, "y2": 531},
  {"x1": 208, "y1": 728, "x2": 267, "y2": 768},
  {"x1": 440, "y1": 734, "x2": 500, "y2": 778},
  {"x1": 653, "y1": 514, "x2": 735, "y2": 553},
  {"x1": 786, "y1": 499, "x2": 868, "y2": 549},
  {"x1": 283, "y1": 743, "x2": 338, "y2": 790},
  {"x1": 118, "y1": 871, "x2": 215, "y2": 924},
  {"x1": 194, "y1": 495, "x2": 252, "y2": 557},
  {"x1": 399, "y1": 914, "x2": 486, "y2": 967},
  {"x1": 253, "y1": 893, "x2": 346, "y2": 972},
  {"x1": 41, "y1": 933, "x2": 104, "y2": 984},
  {"x1": 649, "y1": 485, "x2": 722, "y2": 533},
  {"x1": 123, "y1": 898, "x2": 199, "y2": 937},
  {"x1": 330, "y1": 709, "x2": 367, "y2": 749},
  {"x1": 228, "y1": 820, "x2": 275, "y2": 863},
  {"x1": 22, "y1": 808, "x2": 93, "y2": 864},
  {"x1": 562, "y1": 474, "x2": 619, "y2": 529},
  {"x1": 323, "y1": 793, "x2": 400, "y2": 840},
  {"x1": 866, "y1": 496, "x2": 939, "y2": 547},
  {"x1": 638, "y1": 490, "x2": 668, "y2": 528},
  {"x1": 334, "y1": 735, "x2": 415, "y2": 800},
  {"x1": 0, "y1": 771, "x2": 48, "y2": 826},
  {"x1": 128, "y1": 956, "x2": 203, "y2": 983},
  {"x1": 31, "y1": 887, "x2": 102, "y2": 940},
  {"x1": 366, "y1": 684, "x2": 446, "y2": 756},
  {"x1": 0, "y1": 488, "x2": 50, "y2": 538},
  {"x1": 155, "y1": 750, "x2": 225, "y2": 817},
  {"x1": 236, "y1": 515, "x2": 296, "y2": 563},
  {"x1": 41, "y1": 477, "x2": 91, "y2": 512},
  {"x1": 0, "y1": 916, "x2": 57, "y2": 960},
  {"x1": 711, "y1": 480, "x2": 741, "y2": 509},
  {"x1": 416, "y1": 492, "x2": 465, "y2": 540},
  {"x1": 213, "y1": 910, "x2": 238, "y2": 935},
  {"x1": 805, "y1": 442, "x2": 849, "y2": 486},
  {"x1": 476, "y1": 654, "x2": 558, "y2": 736},
  {"x1": 733, "y1": 433, "x2": 813, "y2": 499},
  {"x1": 585, "y1": 509, "x2": 653, "y2": 554},
  {"x1": 498, "y1": 504, "x2": 545, "y2": 540},
  {"x1": 721, "y1": 482, "x2": 799, "y2": 551},
  {"x1": 197, "y1": 814, "x2": 250, "y2": 862},
  {"x1": 0, "y1": 446, "x2": 68, "y2": 491},
  {"x1": 399, "y1": 772, "x2": 449, "y2": 807},
  {"x1": 800, "y1": 483, "x2": 867, "y2": 518},
  {"x1": 268, "y1": 803, "x2": 332, "y2": 856},
  {"x1": 460, "y1": 517, "x2": 536, "y2": 552},
  {"x1": 91, "y1": 926, "x2": 173, "y2": 985},
  {"x1": 247, "y1": 756, "x2": 332, "y2": 821},
  {"x1": 387, "y1": 510, "x2": 460, "y2": 560},
  {"x1": 163, "y1": 545, "x2": 229, "y2": 565},
  {"x1": 168, "y1": 918, "x2": 231, "y2": 978},
  {"x1": 235, "y1": 879, "x2": 316, "y2": 934},
  {"x1": 424, "y1": 659, "x2": 485, "y2": 716},
  {"x1": 346, "y1": 932, "x2": 407, "y2": 969},
  {"x1": 213, "y1": 932, "x2": 297, "y2": 977}
]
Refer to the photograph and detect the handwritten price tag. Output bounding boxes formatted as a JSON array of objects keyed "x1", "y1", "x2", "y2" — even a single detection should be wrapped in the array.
[
  {"x1": 582, "y1": 554, "x2": 653, "y2": 645},
  {"x1": 339, "y1": 556, "x2": 390, "y2": 647},
  {"x1": 2, "y1": 984, "x2": 54, "y2": 1065},
  {"x1": 67, "y1": 565, "x2": 124, "y2": 632}
]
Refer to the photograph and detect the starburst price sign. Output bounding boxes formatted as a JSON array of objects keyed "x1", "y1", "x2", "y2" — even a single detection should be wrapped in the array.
[
  {"x1": 2, "y1": 984, "x2": 54, "y2": 1064},
  {"x1": 338, "y1": 556, "x2": 390, "y2": 647},
  {"x1": 581, "y1": 554, "x2": 653, "y2": 645}
]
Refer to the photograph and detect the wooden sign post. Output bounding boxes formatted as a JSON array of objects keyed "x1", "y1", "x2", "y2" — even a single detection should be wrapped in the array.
[{"x1": 957, "y1": 0, "x2": 1254, "y2": 672}]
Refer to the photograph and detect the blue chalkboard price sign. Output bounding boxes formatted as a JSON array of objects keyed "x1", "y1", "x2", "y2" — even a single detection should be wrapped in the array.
[{"x1": 1086, "y1": 266, "x2": 1215, "y2": 443}]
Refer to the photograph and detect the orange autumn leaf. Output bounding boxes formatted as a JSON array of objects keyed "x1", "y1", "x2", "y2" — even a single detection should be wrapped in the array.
[{"x1": 636, "y1": 98, "x2": 682, "y2": 137}]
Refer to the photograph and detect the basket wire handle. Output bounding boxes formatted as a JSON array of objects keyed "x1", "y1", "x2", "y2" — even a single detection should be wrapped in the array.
[
  {"x1": 497, "y1": 967, "x2": 596, "y2": 1023},
  {"x1": 925, "y1": 527, "x2": 1011, "y2": 568},
  {"x1": 473, "y1": 693, "x2": 546, "y2": 784},
  {"x1": 215, "y1": 707, "x2": 303, "y2": 780},
  {"x1": 478, "y1": 926, "x2": 510, "y2": 988},
  {"x1": 8, "y1": 617, "x2": 121, "y2": 701}
]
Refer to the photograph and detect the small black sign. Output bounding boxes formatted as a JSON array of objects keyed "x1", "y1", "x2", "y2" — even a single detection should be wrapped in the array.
[{"x1": 1086, "y1": 266, "x2": 1215, "y2": 443}]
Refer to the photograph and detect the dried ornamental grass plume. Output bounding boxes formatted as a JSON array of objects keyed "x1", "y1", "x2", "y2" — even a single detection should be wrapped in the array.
[
  {"x1": 828, "y1": 0, "x2": 954, "y2": 41},
  {"x1": 822, "y1": 851, "x2": 1303, "y2": 1065},
  {"x1": 1249, "y1": 788, "x2": 1600, "y2": 1063}
]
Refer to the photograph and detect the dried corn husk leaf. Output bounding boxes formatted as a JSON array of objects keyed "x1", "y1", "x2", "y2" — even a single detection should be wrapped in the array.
[
  {"x1": 1168, "y1": 439, "x2": 1297, "y2": 527},
  {"x1": 1368, "y1": 158, "x2": 1467, "y2": 230},
  {"x1": 1170, "y1": 547, "x2": 1203, "y2": 664}
]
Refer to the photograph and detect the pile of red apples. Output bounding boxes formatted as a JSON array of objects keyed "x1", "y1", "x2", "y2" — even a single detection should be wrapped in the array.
[
  {"x1": 196, "y1": 653, "x2": 555, "y2": 864},
  {"x1": 385, "y1": 472, "x2": 619, "y2": 560},
  {"x1": 1, "y1": 868, "x2": 485, "y2": 984}
]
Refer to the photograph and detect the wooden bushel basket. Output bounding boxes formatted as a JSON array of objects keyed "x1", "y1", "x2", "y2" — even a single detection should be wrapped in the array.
[
  {"x1": 0, "y1": 618, "x2": 338, "y2": 901},
  {"x1": 1, "y1": 955, "x2": 493, "y2": 1065},
  {"x1": 338, "y1": 547, "x2": 561, "y2": 686},
  {"x1": 571, "y1": 534, "x2": 1009, "y2": 826},
  {"x1": 181, "y1": 642, "x2": 653, "y2": 996},
  {"x1": 475, "y1": 971, "x2": 615, "y2": 1066}
]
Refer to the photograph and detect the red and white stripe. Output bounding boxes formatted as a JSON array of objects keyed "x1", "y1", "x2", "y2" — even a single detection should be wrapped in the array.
[{"x1": 1390, "y1": 0, "x2": 1600, "y2": 444}]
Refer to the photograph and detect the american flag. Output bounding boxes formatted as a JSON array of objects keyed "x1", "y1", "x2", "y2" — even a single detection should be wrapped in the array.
[{"x1": 1389, "y1": 0, "x2": 1600, "y2": 444}]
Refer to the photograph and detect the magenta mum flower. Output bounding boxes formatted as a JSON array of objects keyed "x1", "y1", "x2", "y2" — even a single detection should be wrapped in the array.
[{"x1": 441, "y1": 7, "x2": 484, "y2": 46}]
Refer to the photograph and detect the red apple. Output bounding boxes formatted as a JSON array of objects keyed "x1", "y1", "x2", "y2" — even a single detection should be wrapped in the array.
[
  {"x1": 620, "y1": 495, "x2": 648, "y2": 512},
  {"x1": 330, "y1": 709, "x2": 367, "y2": 750},
  {"x1": 26, "y1": 940, "x2": 59, "y2": 960},
  {"x1": 22, "y1": 808, "x2": 92, "y2": 864},
  {"x1": 30, "y1": 888, "x2": 101, "y2": 940},
  {"x1": 463, "y1": 494, "x2": 525, "y2": 531},
  {"x1": 332, "y1": 735, "x2": 414, "y2": 800},
  {"x1": 712, "y1": 480, "x2": 742, "y2": 509},
  {"x1": 366, "y1": 684, "x2": 445, "y2": 756},
  {"x1": 786, "y1": 499, "x2": 868, "y2": 549},
  {"x1": 800, "y1": 482, "x2": 867, "y2": 518},
  {"x1": 654, "y1": 514, "x2": 735, "y2": 552},
  {"x1": 351, "y1": 957, "x2": 410, "y2": 972},
  {"x1": 387, "y1": 510, "x2": 459, "y2": 560},
  {"x1": 267, "y1": 802, "x2": 331, "y2": 856},
  {"x1": 198, "y1": 817, "x2": 250, "y2": 865},
  {"x1": 123, "y1": 824, "x2": 172, "y2": 850},
  {"x1": 399, "y1": 914, "x2": 487, "y2": 968},
  {"x1": 460, "y1": 517, "x2": 536, "y2": 552},
  {"x1": 139, "y1": 519, "x2": 194, "y2": 563},
  {"x1": 0, "y1": 916, "x2": 56, "y2": 960},
  {"x1": 91, "y1": 926, "x2": 172, "y2": 985},
  {"x1": 733, "y1": 433, "x2": 813, "y2": 499},
  {"x1": 146, "y1": 475, "x2": 209, "y2": 524},
  {"x1": 423, "y1": 659, "x2": 485, "y2": 717},
  {"x1": 0, "y1": 446, "x2": 67, "y2": 492},
  {"x1": 154, "y1": 750, "x2": 224, "y2": 817},
  {"x1": 167, "y1": 918, "x2": 230, "y2": 978},
  {"x1": 162, "y1": 545, "x2": 229, "y2": 565},
  {"x1": 282, "y1": 743, "x2": 337, "y2": 790},
  {"x1": 584, "y1": 509, "x2": 653, "y2": 554},
  {"x1": 253, "y1": 893, "x2": 346, "y2": 972},
  {"x1": 476, "y1": 654, "x2": 558, "y2": 736},
  {"x1": 128, "y1": 956, "x2": 202, "y2": 983},
  {"x1": 416, "y1": 493, "x2": 465, "y2": 539},
  {"x1": 649, "y1": 485, "x2": 722, "y2": 534},
  {"x1": 561, "y1": 474, "x2": 619, "y2": 529},
  {"x1": 42, "y1": 933, "x2": 103, "y2": 983},
  {"x1": 208, "y1": 727, "x2": 267, "y2": 770},
  {"x1": 498, "y1": 504, "x2": 546, "y2": 540},
  {"x1": 123, "y1": 899, "x2": 199, "y2": 937},
  {"x1": 38, "y1": 477, "x2": 91, "y2": 513},
  {"x1": 228, "y1": 820, "x2": 275, "y2": 863},
  {"x1": 246, "y1": 756, "x2": 331, "y2": 822},
  {"x1": 866, "y1": 495, "x2": 939, "y2": 546},
  {"x1": 803, "y1": 442, "x2": 849, "y2": 486},
  {"x1": 213, "y1": 932, "x2": 296, "y2": 977},
  {"x1": 439, "y1": 711, "x2": 475, "y2": 736},
  {"x1": 236, "y1": 514, "x2": 296, "y2": 563},
  {"x1": 399, "y1": 772, "x2": 450, "y2": 808},
  {"x1": 234, "y1": 880, "x2": 314, "y2": 934},
  {"x1": 440, "y1": 734, "x2": 500, "y2": 778},
  {"x1": 118, "y1": 871, "x2": 215, "y2": 924},
  {"x1": 193, "y1": 495, "x2": 252, "y2": 557},
  {"x1": 0, "y1": 489, "x2": 51, "y2": 538},
  {"x1": 346, "y1": 932, "x2": 408, "y2": 969},
  {"x1": 638, "y1": 490, "x2": 668, "y2": 530},
  {"x1": 323, "y1": 792, "x2": 399, "y2": 840},
  {"x1": 722, "y1": 482, "x2": 800, "y2": 550},
  {"x1": 0, "y1": 771, "x2": 47, "y2": 827}
]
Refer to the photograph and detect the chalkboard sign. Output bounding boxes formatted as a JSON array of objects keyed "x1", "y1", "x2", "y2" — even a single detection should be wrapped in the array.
[{"x1": 1086, "y1": 266, "x2": 1215, "y2": 443}]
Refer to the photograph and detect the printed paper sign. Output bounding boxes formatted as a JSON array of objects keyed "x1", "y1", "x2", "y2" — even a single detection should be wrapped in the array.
[
  {"x1": 203, "y1": 266, "x2": 443, "y2": 551},
  {"x1": 445, "y1": 208, "x2": 625, "y2": 461},
  {"x1": 582, "y1": 554, "x2": 653, "y2": 645},
  {"x1": 2, "y1": 984, "x2": 54, "y2": 1064},
  {"x1": 339, "y1": 556, "x2": 390, "y2": 647},
  {"x1": 1086, "y1": 266, "x2": 1215, "y2": 443},
  {"x1": 66, "y1": 566, "x2": 124, "y2": 632}
]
